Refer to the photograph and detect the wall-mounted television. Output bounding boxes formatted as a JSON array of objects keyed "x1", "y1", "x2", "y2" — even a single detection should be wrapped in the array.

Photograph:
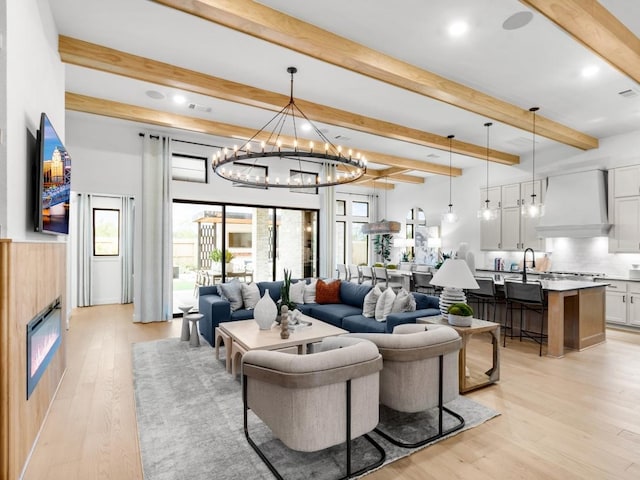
[{"x1": 34, "y1": 113, "x2": 71, "y2": 235}]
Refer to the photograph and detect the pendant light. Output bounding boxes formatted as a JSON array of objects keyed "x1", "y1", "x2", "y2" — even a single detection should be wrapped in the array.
[
  {"x1": 478, "y1": 122, "x2": 497, "y2": 220},
  {"x1": 442, "y1": 134, "x2": 458, "y2": 223},
  {"x1": 522, "y1": 107, "x2": 545, "y2": 218}
]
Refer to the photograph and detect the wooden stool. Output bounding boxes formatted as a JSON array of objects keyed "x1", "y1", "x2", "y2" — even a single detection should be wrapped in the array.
[
  {"x1": 215, "y1": 327, "x2": 232, "y2": 373},
  {"x1": 186, "y1": 313, "x2": 203, "y2": 347}
]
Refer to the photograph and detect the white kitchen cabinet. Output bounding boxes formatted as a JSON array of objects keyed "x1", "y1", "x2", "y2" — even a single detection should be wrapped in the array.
[
  {"x1": 480, "y1": 213, "x2": 501, "y2": 250},
  {"x1": 628, "y1": 285, "x2": 640, "y2": 326},
  {"x1": 479, "y1": 187, "x2": 501, "y2": 210},
  {"x1": 501, "y1": 183, "x2": 520, "y2": 208},
  {"x1": 613, "y1": 166, "x2": 640, "y2": 198},
  {"x1": 501, "y1": 207, "x2": 521, "y2": 250},
  {"x1": 600, "y1": 279, "x2": 640, "y2": 328},
  {"x1": 611, "y1": 197, "x2": 640, "y2": 252},
  {"x1": 480, "y1": 181, "x2": 544, "y2": 251}
]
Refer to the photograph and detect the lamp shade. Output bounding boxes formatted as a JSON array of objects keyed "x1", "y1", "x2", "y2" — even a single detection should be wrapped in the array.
[{"x1": 430, "y1": 259, "x2": 479, "y2": 290}]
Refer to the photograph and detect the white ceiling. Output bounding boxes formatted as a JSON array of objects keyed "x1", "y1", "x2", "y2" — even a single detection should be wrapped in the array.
[{"x1": 50, "y1": 0, "x2": 640, "y2": 178}]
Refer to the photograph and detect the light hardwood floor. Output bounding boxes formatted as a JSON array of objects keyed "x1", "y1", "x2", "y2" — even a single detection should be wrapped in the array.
[{"x1": 23, "y1": 305, "x2": 640, "y2": 480}]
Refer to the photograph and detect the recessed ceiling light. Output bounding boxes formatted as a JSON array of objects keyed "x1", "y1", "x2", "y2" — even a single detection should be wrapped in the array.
[
  {"x1": 146, "y1": 90, "x2": 165, "y2": 100},
  {"x1": 502, "y1": 11, "x2": 533, "y2": 30},
  {"x1": 300, "y1": 122, "x2": 312, "y2": 132},
  {"x1": 173, "y1": 94, "x2": 187, "y2": 104},
  {"x1": 448, "y1": 21, "x2": 468, "y2": 37},
  {"x1": 581, "y1": 65, "x2": 599, "y2": 78}
]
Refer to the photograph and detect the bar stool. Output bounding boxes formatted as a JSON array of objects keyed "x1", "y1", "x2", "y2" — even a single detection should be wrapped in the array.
[
  {"x1": 466, "y1": 277, "x2": 503, "y2": 323},
  {"x1": 504, "y1": 280, "x2": 547, "y2": 356}
]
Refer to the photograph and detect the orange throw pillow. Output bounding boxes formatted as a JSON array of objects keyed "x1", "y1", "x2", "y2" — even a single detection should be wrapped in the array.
[{"x1": 315, "y1": 279, "x2": 341, "y2": 304}]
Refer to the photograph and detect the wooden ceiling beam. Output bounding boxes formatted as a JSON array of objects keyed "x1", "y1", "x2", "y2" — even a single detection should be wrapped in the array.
[
  {"x1": 65, "y1": 92, "x2": 458, "y2": 178},
  {"x1": 59, "y1": 35, "x2": 518, "y2": 166},
  {"x1": 521, "y1": 0, "x2": 640, "y2": 85},
  {"x1": 354, "y1": 180, "x2": 395, "y2": 190},
  {"x1": 151, "y1": 0, "x2": 598, "y2": 151}
]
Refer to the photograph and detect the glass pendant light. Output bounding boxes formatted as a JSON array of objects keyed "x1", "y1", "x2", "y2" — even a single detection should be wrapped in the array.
[
  {"x1": 522, "y1": 107, "x2": 545, "y2": 218},
  {"x1": 478, "y1": 122, "x2": 497, "y2": 220},
  {"x1": 442, "y1": 134, "x2": 458, "y2": 223}
]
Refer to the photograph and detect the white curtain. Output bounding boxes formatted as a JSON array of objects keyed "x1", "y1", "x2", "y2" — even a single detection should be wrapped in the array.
[
  {"x1": 76, "y1": 193, "x2": 93, "y2": 307},
  {"x1": 120, "y1": 196, "x2": 135, "y2": 304},
  {"x1": 138, "y1": 134, "x2": 172, "y2": 322},
  {"x1": 319, "y1": 164, "x2": 336, "y2": 278}
]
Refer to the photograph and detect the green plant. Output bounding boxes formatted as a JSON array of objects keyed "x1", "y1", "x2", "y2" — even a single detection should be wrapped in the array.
[
  {"x1": 447, "y1": 303, "x2": 474, "y2": 317},
  {"x1": 373, "y1": 262, "x2": 384, "y2": 267},
  {"x1": 279, "y1": 268, "x2": 297, "y2": 314},
  {"x1": 373, "y1": 233, "x2": 392, "y2": 264},
  {"x1": 386, "y1": 264, "x2": 397, "y2": 270},
  {"x1": 210, "y1": 248, "x2": 234, "y2": 263}
]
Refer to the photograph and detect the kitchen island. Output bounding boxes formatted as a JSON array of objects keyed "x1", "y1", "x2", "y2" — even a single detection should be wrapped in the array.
[
  {"x1": 494, "y1": 278, "x2": 607, "y2": 358},
  {"x1": 539, "y1": 280, "x2": 607, "y2": 358}
]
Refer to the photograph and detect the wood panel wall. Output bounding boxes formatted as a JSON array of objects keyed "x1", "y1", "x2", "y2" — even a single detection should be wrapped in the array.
[{"x1": 0, "y1": 239, "x2": 67, "y2": 480}]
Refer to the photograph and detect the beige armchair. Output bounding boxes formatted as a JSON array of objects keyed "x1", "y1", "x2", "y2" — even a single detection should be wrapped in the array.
[
  {"x1": 242, "y1": 336, "x2": 385, "y2": 479},
  {"x1": 347, "y1": 323, "x2": 464, "y2": 447}
]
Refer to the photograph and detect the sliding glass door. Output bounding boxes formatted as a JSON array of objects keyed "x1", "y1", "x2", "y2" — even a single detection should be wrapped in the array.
[{"x1": 172, "y1": 201, "x2": 318, "y2": 313}]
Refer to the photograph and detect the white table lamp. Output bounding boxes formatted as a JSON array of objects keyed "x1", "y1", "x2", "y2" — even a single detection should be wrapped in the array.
[{"x1": 430, "y1": 259, "x2": 479, "y2": 319}]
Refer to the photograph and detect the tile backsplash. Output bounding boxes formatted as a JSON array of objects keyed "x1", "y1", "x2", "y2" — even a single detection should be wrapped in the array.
[{"x1": 481, "y1": 237, "x2": 640, "y2": 277}]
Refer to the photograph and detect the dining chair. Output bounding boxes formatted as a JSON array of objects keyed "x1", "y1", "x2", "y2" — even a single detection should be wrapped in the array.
[
  {"x1": 348, "y1": 264, "x2": 362, "y2": 283},
  {"x1": 336, "y1": 263, "x2": 348, "y2": 281}
]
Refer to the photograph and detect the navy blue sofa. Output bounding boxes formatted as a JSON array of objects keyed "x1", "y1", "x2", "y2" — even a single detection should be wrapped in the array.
[{"x1": 197, "y1": 280, "x2": 441, "y2": 346}]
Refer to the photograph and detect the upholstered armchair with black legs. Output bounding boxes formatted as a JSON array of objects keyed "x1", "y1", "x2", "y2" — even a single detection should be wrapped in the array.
[
  {"x1": 346, "y1": 323, "x2": 464, "y2": 448},
  {"x1": 242, "y1": 336, "x2": 385, "y2": 480}
]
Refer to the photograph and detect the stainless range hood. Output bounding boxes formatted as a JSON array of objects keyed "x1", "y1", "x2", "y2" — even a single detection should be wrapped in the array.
[{"x1": 536, "y1": 170, "x2": 611, "y2": 238}]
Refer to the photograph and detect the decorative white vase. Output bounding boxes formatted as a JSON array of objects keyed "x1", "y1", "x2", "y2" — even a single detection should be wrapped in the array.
[{"x1": 254, "y1": 289, "x2": 277, "y2": 330}]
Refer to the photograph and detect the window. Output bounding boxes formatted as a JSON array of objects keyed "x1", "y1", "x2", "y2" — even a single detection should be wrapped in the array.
[
  {"x1": 335, "y1": 195, "x2": 371, "y2": 266},
  {"x1": 93, "y1": 209, "x2": 120, "y2": 256},
  {"x1": 352, "y1": 201, "x2": 369, "y2": 217},
  {"x1": 232, "y1": 162, "x2": 268, "y2": 189},
  {"x1": 172, "y1": 153, "x2": 207, "y2": 183}
]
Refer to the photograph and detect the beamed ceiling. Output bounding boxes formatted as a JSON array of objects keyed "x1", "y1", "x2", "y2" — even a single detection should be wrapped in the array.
[{"x1": 50, "y1": 0, "x2": 640, "y2": 188}]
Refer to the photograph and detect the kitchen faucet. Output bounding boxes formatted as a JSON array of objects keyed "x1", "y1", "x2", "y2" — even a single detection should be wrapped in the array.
[{"x1": 522, "y1": 248, "x2": 536, "y2": 283}]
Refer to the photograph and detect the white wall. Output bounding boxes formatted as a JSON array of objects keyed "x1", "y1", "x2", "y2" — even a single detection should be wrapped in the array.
[{"x1": 4, "y1": 0, "x2": 64, "y2": 241}]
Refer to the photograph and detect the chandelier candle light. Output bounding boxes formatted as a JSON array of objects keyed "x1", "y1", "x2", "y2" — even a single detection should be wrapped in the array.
[
  {"x1": 522, "y1": 107, "x2": 544, "y2": 218},
  {"x1": 212, "y1": 67, "x2": 367, "y2": 188}
]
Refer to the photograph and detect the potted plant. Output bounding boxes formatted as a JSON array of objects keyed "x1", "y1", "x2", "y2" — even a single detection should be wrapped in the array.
[
  {"x1": 278, "y1": 268, "x2": 297, "y2": 320},
  {"x1": 447, "y1": 303, "x2": 474, "y2": 327},
  {"x1": 210, "y1": 248, "x2": 234, "y2": 271}
]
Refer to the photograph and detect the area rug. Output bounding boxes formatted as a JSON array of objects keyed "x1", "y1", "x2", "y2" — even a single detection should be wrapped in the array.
[{"x1": 132, "y1": 338, "x2": 499, "y2": 480}]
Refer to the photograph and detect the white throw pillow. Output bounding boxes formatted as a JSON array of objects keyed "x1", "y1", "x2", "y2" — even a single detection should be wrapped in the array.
[
  {"x1": 392, "y1": 288, "x2": 416, "y2": 313},
  {"x1": 303, "y1": 280, "x2": 317, "y2": 303},
  {"x1": 375, "y1": 287, "x2": 396, "y2": 322},
  {"x1": 362, "y1": 286, "x2": 382, "y2": 318},
  {"x1": 241, "y1": 282, "x2": 261, "y2": 310},
  {"x1": 289, "y1": 281, "x2": 306, "y2": 304}
]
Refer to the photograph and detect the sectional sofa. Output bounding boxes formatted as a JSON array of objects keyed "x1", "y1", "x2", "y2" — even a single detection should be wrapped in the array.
[{"x1": 197, "y1": 279, "x2": 441, "y2": 347}]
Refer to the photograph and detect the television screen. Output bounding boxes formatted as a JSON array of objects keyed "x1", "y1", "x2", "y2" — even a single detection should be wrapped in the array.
[{"x1": 36, "y1": 113, "x2": 71, "y2": 235}]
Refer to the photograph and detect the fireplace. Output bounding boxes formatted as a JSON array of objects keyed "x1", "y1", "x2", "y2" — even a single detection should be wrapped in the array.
[{"x1": 26, "y1": 297, "x2": 62, "y2": 399}]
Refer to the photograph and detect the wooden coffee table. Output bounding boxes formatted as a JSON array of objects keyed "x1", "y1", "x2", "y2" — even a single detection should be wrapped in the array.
[
  {"x1": 217, "y1": 315, "x2": 348, "y2": 376},
  {"x1": 418, "y1": 316, "x2": 500, "y2": 393}
]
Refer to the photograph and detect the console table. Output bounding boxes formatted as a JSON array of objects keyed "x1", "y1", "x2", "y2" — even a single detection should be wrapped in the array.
[{"x1": 418, "y1": 316, "x2": 500, "y2": 393}]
